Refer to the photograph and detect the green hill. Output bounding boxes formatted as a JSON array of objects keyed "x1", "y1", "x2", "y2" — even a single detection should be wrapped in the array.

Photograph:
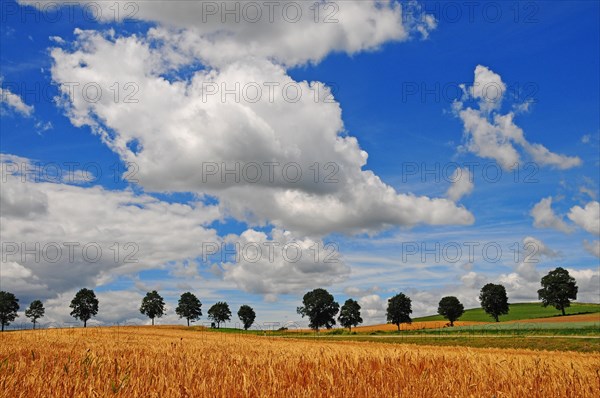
[{"x1": 414, "y1": 302, "x2": 600, "y2": 322}]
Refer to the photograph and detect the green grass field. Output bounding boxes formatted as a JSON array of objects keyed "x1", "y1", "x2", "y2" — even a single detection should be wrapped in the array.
[
  {"x1": 414, "y1": 302, "x2": 600, "y2": 322},
  {"x1": 205, "y1": 302, "x2": 600, "y2": 352},
  {"x1": 309, "y1": 335, "x2": 600, "y2": 353}
]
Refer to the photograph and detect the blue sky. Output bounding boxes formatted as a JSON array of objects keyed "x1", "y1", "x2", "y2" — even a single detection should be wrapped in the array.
[{"x1": 1, "y1": 0, "x2": 598, "y2": 328}]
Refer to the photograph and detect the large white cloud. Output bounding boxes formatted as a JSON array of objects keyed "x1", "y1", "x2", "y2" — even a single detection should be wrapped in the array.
[
  {"x1": 20, "y1": 0, "x2": 435, "y2": 67},
  {"x1": 47, "y1": 26, "x2": 473, "y2": 236},
  {"x1": 568, "y1": 201, "x2": 600, "y2": 236},
  {"x1": 530, "y1": 197, "x2": 573, "y2": 233},
  {"x1": 454, "y1": 65, "x2": 581, "y2": 170},
  {"x1": 222, "y1": 229, "x2": 349, "y2": 298},
  {"x1": 0, "y1": 158, "x2": 221, "y2": 300}
]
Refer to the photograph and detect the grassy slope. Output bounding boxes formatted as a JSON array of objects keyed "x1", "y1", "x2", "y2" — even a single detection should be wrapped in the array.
[
  {"x1": 313, "y1": 336, "x2": 600, "y2": 353},
  {"x1": 414, "y1": 302, "x2": 600, "y2": 322}
]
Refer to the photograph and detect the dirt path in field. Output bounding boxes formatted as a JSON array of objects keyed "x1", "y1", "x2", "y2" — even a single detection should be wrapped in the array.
[
  {"x1": 286, "y1": 334, "x2": 600, "y2": 339},
  {"x1": 508, "y1": 313, "x2": 600, "y2": 323}
]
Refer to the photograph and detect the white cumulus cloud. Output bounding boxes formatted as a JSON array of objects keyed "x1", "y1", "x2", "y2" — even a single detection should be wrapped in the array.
[
  {"x1": 568, "y1": 201, "x2": 600, "y2": 236},
  {"x1": 454, "y1": 65, "x2": 581, "y2": 170},
  {"x1": 530, "y1": 197, "x2": 573, "y2": 234}
]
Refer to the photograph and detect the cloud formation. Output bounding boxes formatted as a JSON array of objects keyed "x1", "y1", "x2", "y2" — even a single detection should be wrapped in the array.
[
  {"x1": 21, "y1": 0, "x2": 436, "y2": 67},
  {"x1": 568, "y1": 201, "x2": 600, "y2": 236},
  {"x1": 1, "y1": 158, "x2": 221, "y2": 301},
  {"x1": 47, "y1": 16, "x2": 472, "y2": 236},
  {"x1": 530, "y1": 197, "x2": 573, "y2": 233},
  {"x1": 446, "y1": 167, "x2": 474, "y2": 202},
  {"x1": 0, "y1": 86, "x2": 34, "y2": 116},
  {"x1": 454, "y1": 65, "x2": 581, "y2": 170}
]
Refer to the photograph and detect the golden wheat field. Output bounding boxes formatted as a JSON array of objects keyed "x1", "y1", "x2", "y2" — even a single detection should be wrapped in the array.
[{"x1": 1, "y1": 326, "x2": 599, "y2": 398}]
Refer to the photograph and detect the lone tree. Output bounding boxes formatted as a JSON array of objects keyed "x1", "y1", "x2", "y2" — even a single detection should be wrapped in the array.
[
  {"x1": 140, "y1": 291, "x2": 166, "y2": 325},
  {"x1": 437, "y1": 296, "x2": 464, "y2": 327},
  {"x1": 237, "y1": 305, "x2": 256, "y2": 330},
  {"x1": 175, "y1": 292, "x2": 202, "y2": 326},
  {"x1": 0, "y1": 291, "x2": 19, "y2": 332},
  {"x1": 297, "y1": 288, "x2": 339, "y2": 332},
  {"x1": 538, "y1": 267, "x2": 578, "y2": 316},
  {"x1": 479, "y1": 283, "x2": 509, "y2": 322},
  {"x1": 208, "y1": 302, "x2": 231, "y2": 328},
  {"x1": 338, "y1": 298, "x2": 363, "y2": 332},
  {"x1": 386, "y1": 293, "x2": 412, "y2": 331},
  {"x1": 25, "y1": 300, "x2": 45, "y2": 329},
  {"x1": 70, "y1": 288, "x2": 99, "y2": 328}
]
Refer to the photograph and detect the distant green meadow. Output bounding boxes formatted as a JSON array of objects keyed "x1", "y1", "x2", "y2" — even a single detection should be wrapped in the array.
[{"x1": 413, "y1": 302, "x2": 600, "y2": 322}]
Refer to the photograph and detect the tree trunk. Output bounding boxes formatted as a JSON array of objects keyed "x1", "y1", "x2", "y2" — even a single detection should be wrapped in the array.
[
  {"x1": 561, "y1": 307, "x2": 566, "y2": 316},
  {"x1": 450, "y1": 320, "x2": 454, "y2": 327},
  {"x1": 1, "y1": 323, "x2": 4, "y2": 332},
  {"x1": 33, "y1": 321, "x2": 36, "y2": 330},
  {"x1": 397, "y1": 323, "x2": 400, "y2": 331},
  {"x1": 84, "y1": 320, "x2": 87, "y2": 328},
  {"x1": 152, "y1": 318, "x2": 155, "y2": 326},
  {"x1": 187, "y1": 319, "x2": 190, "y2": 327},
  {"x1": 494, "y1": 315, "x2": 499, "y2": 322},
  {"x1": 349, "y1": 326, "x2": 351, "y2": 332}
]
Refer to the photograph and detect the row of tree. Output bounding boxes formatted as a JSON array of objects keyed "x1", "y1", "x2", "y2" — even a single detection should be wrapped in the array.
[
  {"x1": 0, "y1": 267, "x2": 578, "y2": 331},
  {"x1": 0, "y1": 289, "x2": 256, "y2": 331},
  {"x1": 139, "y1": 290, "x2": 256, "y2": 329},
  {"x1": 296, "y1": 267, "x2": 578, "y2": 331}
]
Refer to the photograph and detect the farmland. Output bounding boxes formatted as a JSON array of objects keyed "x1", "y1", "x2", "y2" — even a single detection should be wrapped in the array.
[
  {"x1": 413, "y1": 302, "x2": 600, "y2": 322},
  {"x1": 194, "y1": 304, "x2": 599, "y2": 353},
  {"x1": 277, "y1": 305, "x2": 600, "y2": 352},
  {"x1": 1, "y1": 326, "x2": 599, "y2": 398}
]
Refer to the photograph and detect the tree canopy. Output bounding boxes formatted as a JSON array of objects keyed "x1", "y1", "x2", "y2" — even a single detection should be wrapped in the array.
[
  {"x1": 175, "y1": 292, "x2": 202, "y2": 326},
  {"x1": 297, "y1": 288, "x2": 339, "y2": 332},
  {"x1": 338, "y1": 298, "x2": 363, "y2": 332},
  {"x1": 140, "y1": 290, "x2": 166, "y2": 325},
  {"x1": 70, "y1": 288, "x2": 99, "y2": 328},
  {"x1": 437, "y1": 296, "x2": 464, "y2": 326},
  {"x1": 538, "y1": 267, "x2": 578, "y2": 316},
  {"x1": 0, "y1": 291, "x2": 20, "y2": 332},
  {"x1": 479, "y1": 283, "x2": 509, "y2": 322},
  {"x1": 386, "y1": 293, "x2": 412, "y2": 331},
  {"x1": 208, "y1": 302, "x2": 231, "y2": 328},
  {"x1": 237, "y1": 305, "x2": 256, "y2": 330},
  {"x1": 25, "y1": 300, "x2": 45, "y2": 329}
]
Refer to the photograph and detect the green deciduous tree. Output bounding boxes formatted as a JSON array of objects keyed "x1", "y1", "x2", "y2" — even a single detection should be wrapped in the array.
[
  {"x1": 479, "y1": 283, "x2": 509, "y2": 322},
  {"x1": 297, "y1": 288, "x2": 339, "y2": 332},
  {"x1": 70, "y1": 288, "x2": 99, "y2": 328},
  {"x1": 237, "y1": 305, "x2": 256, "y2": 330},
  {"x1": 25, "y1": 300, "x2": 45, "y2": 329},
  {"x1": 338, "y1": 298, "x2": 363, "y2": 332},
  {"x1": 437, "y1": 296, "x2": 464, "y2": 326},
  {"x1": 538, "y1": 267, "x2": 578, "y2": 316},
  {"x1": 0, "y1": 291, "x2": 19, "y2": 332},
  {"x1": 208, "y1": 302, "x2": 231, "y2": 328},
  {"x1": 386, "y1": 293, "x2": 412, "y2": 331},
  {"x1": 140, "y1": 290, "x2": 166, "y2": 325},
  {"x1": 175, "y1": 292, "x2": 202, "y2": 326}
]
